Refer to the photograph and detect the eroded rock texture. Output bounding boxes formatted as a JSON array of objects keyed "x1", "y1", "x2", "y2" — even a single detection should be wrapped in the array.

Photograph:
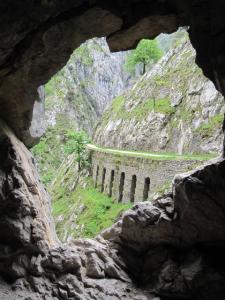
[
  {"x1": 45, "y1": 37, "x2": 131, "y2": 135},
  {"x1": 1, "y1": 123, "x2": 225, "y2": 299},
  {"x1": 0, "y1": 0, "x2": 178, "y2": 146},
  {"x1": 0, "y1": 1, "x2": 224, "y2": 147},
  {"x1": 3, "y1": 0, "x2": 224, "y2": 146},
  {"x1": 1, "y1": 0, "x2": 225, "y2": 299},
  {"x1": 102, "y1": 158, "x2": 225, "y2": 299},
  {"x1": 94, "y1": 37, "x2": 224, "y2": 154},
  {"x1": 0, "y1": 121, "x2": 57, "y2": 280}
]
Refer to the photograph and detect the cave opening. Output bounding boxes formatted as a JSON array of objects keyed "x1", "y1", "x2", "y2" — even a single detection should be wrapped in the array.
[
  {"x1": 31, "y1": 28, "x2": 224, "y2": 243},
  {"x1": 1, "y1": 2, "x2": 225, "y2": 298}
]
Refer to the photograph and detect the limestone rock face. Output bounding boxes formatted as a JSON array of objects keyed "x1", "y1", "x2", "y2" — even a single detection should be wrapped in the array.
[
  {"x1": 0, "y1": 1, "x2": 179, "y2": 146},
  {"x1": 102, "y1": 158, "x2": 225, "y2": 299},
  {"x1": 23, "y1": 86, "x2": 46, "y2": 147},
  {"x1": 0, "y1": 1, "x2": 225, "y2": 146},
  {"x1": 94, "y1": 38, "x2": 225, "y2": 154},
  {"x1": 1, "y1": 122, "x2": 225, "y2": 299},
  {"x1": 1, "y1": 1, "x2": 225, "y2": 299},
  {"x1": 0, "y1": 120, "x2": 58, "y2": 280},
  {"x1": 46, "y1": 37, "x2": 131, "y2": 135},
  {"x1": 0, "y1": 1, "x2": 225, "y2": 147}
]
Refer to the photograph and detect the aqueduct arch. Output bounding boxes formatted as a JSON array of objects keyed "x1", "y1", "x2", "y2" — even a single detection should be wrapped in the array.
[
  {"x1": 91, "y1": 150, "x2": 199, "y2": 203},
  {"x1": 0, "y1": 1, "x2": 225, "y2": 299}
]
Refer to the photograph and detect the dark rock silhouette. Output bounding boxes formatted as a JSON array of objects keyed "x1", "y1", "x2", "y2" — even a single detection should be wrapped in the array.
[{"x1": 0, "y1": 1, "x2": 225, "y2": 299}]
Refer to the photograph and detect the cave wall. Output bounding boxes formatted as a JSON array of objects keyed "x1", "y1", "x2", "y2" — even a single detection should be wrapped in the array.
[
  {"x1": 1, "y1": 1, "x2": 224, "y2": 147},
  {"x1": 0, "y1": 0, "x2": 181, "y2": 146},
  {"x1": 1, "y1": 119, "x2": 225, "y2": 299},
  {"x1": 0, "y1": 0, "x2": 225, "y2": 299}
]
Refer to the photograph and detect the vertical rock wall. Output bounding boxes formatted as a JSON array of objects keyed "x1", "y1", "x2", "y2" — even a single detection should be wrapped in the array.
[
  {"x1": 0, "y1": 120, "x2": 58, "y2": 280},
  {"x1": 43, "y1": 37, "x2": 132, "y2": 135},
  {"x1": 93, "y1": 38, "x2": 225, "y2": 154}
]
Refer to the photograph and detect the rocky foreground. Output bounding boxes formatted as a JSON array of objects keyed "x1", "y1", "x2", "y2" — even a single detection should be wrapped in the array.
[
  {"x1": 1, "y1": 120, "x2": 225, "y2": 299},
  {"x1": 1, "y1": 1, "x2": 225, "y2": 299}
]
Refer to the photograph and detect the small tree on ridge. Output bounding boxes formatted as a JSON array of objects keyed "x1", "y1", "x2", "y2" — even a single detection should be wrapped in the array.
[
  {"x1": 64, "y1": 130, "x2": 90, "y2": 172},
  {"x1": 125, "y1": 39, "x2": 163, "y2": 74}
]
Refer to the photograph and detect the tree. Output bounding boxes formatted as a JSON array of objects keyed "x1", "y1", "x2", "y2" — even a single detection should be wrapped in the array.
[
  {"x1": 125, "y1": 39, "x2": 163, "y2": 74},
  {"x1": 64, "y1": 130, "x2": 90, "y2": 171}
]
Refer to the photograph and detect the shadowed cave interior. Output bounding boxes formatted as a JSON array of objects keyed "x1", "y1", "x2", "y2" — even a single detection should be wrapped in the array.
[{"x1": 0, "y1": 1, "x2": 225, "y2": 299}]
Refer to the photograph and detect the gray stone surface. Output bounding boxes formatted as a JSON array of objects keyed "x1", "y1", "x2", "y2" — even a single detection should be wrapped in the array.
[
  {"x1": 1, "y1": 1, "x2": 225, "y2": 299},
  {"x1": 0, "y1": 120, "x2": 58, "y2": 258},
  {"x1": 1, "y1": 117, "x2": 225, "y2": 299},
  {"x1": 45, "y1": 38, "x2": 132, "y2": 135},
  {"x1": 0, "y1": 1, "x2": 179, "y2": 146},
  {"x1": 23, "y1": 86, "x2": 46, "y2": 148},
  {"x1": 94, "y1": 38, "x2": 225, "y2": 155},
  {"x1": 91, "y1": 150, "x2": 202, "y2": 202}
]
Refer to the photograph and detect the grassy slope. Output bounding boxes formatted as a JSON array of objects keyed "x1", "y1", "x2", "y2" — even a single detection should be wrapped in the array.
[
  {"x1": 33, "y1": 35, "x2": 219, "y2": 243},
  {"x1": 31, "y1": 40, "x2": 134, "y2": 242},
  {"x1": 51, "y1": 177, "x2": 131, "y2": 241}
]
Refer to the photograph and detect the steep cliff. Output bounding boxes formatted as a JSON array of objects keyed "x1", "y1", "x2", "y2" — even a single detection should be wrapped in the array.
[
  {"x1": 1, "y1": 1, "x2": 225, "y2": 299},
  {"x1": 32, "y1": 38, "x2": 132, "y2": 185},
  {"x1": 2, "y1": 118, "x2": 225, "y2": 300},
  {"x1": 94, "y1": 36, "x2": 225, "y2": 155},
  {"x1": 45, "y1": 37, "x2": 131, "y2": 135}
]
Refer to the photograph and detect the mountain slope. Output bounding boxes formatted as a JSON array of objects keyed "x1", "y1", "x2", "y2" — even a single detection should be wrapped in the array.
[
  {"x1": 49, "y1": 156, "x2": 131, "y2": 242},
  {"x1": 32, "y1": 38, "x2": 131, "y2": 185},
  {"x1": 45, "y1": 37, "x2": 131, "y2": 135},
  {"x1": 93, "y1": 36, "x2": 224, "y2": 154}
]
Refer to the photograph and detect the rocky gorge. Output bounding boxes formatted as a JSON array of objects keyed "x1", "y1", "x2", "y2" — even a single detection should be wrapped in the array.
[
  {"x1": 33, "y1": 31, "x2": 221, "y2": 244},
  {"x1": 0, "y1": 1, "x2": 225, "y2": 299},
  {"x1": 32, "y1": 37, "x2": 133, "y2": 186},
  {"x1": 44, "y1": 37, "x2": 132, "y2": 135},
  {"x1": 94, "y1": 36, "x2": 225, "y2": 154}
]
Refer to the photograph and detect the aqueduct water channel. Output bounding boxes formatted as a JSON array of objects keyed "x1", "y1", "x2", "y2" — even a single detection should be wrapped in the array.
[{"x1": 89, "y1": 144, "x2": 209, "y2": 203}]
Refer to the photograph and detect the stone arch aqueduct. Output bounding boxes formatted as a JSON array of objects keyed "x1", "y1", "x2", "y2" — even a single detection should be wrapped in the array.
[{"x1": 90, "y1": 149, "x2": 200, "y2": 203}]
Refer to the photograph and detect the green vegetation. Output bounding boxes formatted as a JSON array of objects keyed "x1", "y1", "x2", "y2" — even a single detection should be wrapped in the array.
[
  {"x1": 111, "y1": 95, "x2": 125, "y2": 113},
  {"x1": 45, "y1": 71, "x2": 66, "y2": 99},
  {"x1": 100, "y1": 36, "x2": 223, "y2": 158},
  {"x1": 195, "y1": 114, "x2": 224, "y2": 137},
  {"x1": 156, "y1": 181, "x2": 172, "y2": 194},
  {"x1": 104, "y1": 96, "x2": 175, "y2": 123},
  {"x1": 64, "y1": 130, "x2": 90, "y2": 171},
  {"x1": 73, "y1": 43, "x2": 93, "y2": 66},
  {"x1": 154, "y1": 98, "x2": 175, "y2": 114},
  {"x1": 33, "y1": 34, "x2": 222, "y2": 245},
  {"x1": 101, "y1": 40, "x2": 198, "y2": 126},
  {"x1": 128, "y1": 97, "x2": 175, "y2": 119},
  {"x1": 52, "y1": 178, "x2": 132, "y2": 240},
  {"x1": 87, "y1": 144, "x2": 217, "y2": 161},
  {"x1": 32, "y1": 122, "x2": 90, "y2": 185},
  {"x1": 124, "y1": 39, "x2": 163, "y2": 74}
]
